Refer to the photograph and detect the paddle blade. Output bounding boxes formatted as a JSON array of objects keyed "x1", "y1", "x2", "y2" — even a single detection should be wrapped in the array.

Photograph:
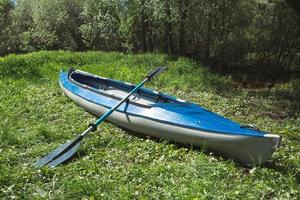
[
  {"x1": 46, "y1": 142, "x2": 81, "y2": 167},
  {"x1": 146, "y1": 67, "x2": 167, "y2": 80},
  {"x1": 34, "y1": 136, "x2": 83, "y2": 168}
]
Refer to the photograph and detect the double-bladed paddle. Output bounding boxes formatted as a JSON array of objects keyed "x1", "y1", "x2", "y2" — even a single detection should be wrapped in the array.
[{"x1": 34, "y1": 67, "x2": 167, "y2": 168}]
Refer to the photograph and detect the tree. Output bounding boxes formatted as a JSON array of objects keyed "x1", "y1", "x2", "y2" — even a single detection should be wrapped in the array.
[
  {"x1": 1, "y1": 0, "x2": 299, "y2": 75},
  {"x1": 13, "y1": 0, "x2": 84, "y2": 51},
  {"x1": 0, "y1": 0, "x2": 14, "y2": 55},
  {"x1": 80, "y1": 0, "x2": 122, "y2": 50},
  {"x1": 247, "y1": 0, "x2": 300, "y2": 69}
]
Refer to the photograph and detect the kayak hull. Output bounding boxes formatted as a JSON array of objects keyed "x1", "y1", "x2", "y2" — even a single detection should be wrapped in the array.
[{"x1": 59, "y1": 71, "x2": 281, "y2": 166}]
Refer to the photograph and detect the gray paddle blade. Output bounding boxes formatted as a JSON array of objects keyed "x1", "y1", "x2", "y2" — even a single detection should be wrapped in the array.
[
  {"x1": 34, "y1": 135, "x2": 83, "y2": 168},
  {"x1": 46, "y1": 142, "x2": 81, "y2": 168},
  {"x1": 147, "y1": 67, "x2": 167, "y2": 80}
]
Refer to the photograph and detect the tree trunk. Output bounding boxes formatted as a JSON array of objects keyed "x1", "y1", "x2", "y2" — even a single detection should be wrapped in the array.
[
  {"x1": 204, "y1": 1, "x2": 213, "y2": 63},
  {"x1": 148, "y1": 24, "x2": 154, "y2": 51},
  {"x1": 220, "y1": 0, "x2": 226, "y2": 63},
  {"x1": 165, "y1": 0, "x2": 173, "y2": 53},
  {"x1": 141, "y1": 0, "x2": 147, "y2": 52},
  {"x1": 179, "y1": 0, "x2": 189, "y2": 55}
]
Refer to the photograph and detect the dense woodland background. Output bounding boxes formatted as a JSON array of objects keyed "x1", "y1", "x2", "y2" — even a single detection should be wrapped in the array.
[
  {"x1": 0, "y1": 2, "x2": 300, "y2": 198},
  {"x1": 0, "y1": 0, "x2": 299, "y2": 82}
]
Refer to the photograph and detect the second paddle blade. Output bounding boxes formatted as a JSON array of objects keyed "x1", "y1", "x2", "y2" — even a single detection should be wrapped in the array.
[
  {"x1": 147, "y1": 67, "x2": 167, "y2": 80},
  {"x1": 34, "y1": 135, "x2": 83, "y2": 168},
  {"x1": 46, "y1": 141, "x2": 81, "y2": 167}
]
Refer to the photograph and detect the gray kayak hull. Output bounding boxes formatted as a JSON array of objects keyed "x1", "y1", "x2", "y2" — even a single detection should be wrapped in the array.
[{"x1": 60, "y1": 81, "x2": 281, "y2": 166}]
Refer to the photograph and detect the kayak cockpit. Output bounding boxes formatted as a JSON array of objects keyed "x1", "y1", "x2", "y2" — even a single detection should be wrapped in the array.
[
  {"x1": 65, "y1": 70, "x2": 266, "y2": 137},
  {"x1": 69, "y1": 70, "x2": 181, "y2": 106}
]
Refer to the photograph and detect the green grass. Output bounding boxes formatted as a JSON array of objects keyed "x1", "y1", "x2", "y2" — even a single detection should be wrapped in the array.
[{"x1": 0, "y1": 51, "x2": 299, "y2": 199}]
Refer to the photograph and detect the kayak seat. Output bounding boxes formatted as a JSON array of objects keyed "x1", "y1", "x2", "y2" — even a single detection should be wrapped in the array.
[
  {"x1": 131, "y1": 94, "x2": 140, "y2": 101},
  {"x1": 155, "y1": 92, "x2": 171, "y2": 103},
  {"x1": 99, "y1": 84, "x2": 108, "y2": 91}
]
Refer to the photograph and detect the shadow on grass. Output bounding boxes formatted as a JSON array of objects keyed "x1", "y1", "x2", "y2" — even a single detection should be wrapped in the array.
[
  {"x1": 114, "y1": 125, "x2": 242, "y2": 164},
  {"x1": 47, "y1": 120, "x2": 299, "y2": 187},
  {"x1": 263, "y1": 161, "x2": 300, "y2": 185},
  {"x1": 110, "y1": 124, "x2": 300, "y2": 183}
]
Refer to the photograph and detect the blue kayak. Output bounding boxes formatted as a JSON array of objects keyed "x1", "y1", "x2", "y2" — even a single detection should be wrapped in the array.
[{"x1": 59, "y1": 69, "x2": 281, "y2": 166}]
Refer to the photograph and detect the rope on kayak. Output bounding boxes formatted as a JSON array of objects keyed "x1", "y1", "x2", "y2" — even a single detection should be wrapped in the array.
[{"x1": 240, "y1": 124, "x2": 260, "y2": 131}]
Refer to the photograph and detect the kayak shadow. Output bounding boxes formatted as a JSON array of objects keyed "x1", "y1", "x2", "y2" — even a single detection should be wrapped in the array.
[
  {"x1": 262, "y1": 161, "x2": 300, "y2": 185},
  {"x1": 117, "y1": 125, "x2": 300, "y2": 182},
  {"x1": 119, "y1": 126, "x2": 243, "y2": 164},
  {"x1": 87, "y1": 111, "x2": 297, "y2": 178}
]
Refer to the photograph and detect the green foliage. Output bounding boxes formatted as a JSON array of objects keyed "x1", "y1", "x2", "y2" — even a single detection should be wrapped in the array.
[
  {"x1": 80, "y1": 0, "x2": 122, "y2": 50},
  {"x1": 0, "y1": 51, "x2": 299, "y2": 199},
  {"x1": 247, "y1": 1, "x2": 300, "y2": 67},
  {"x1": 1, "y1": 0, "x2": 299, "y2": 73},
  {"x1": 12, "y1": 0, "x2": 84, "y2": 52},
  {"x1": 0, "y1": 0, "x2": 14, "y2": 55}
]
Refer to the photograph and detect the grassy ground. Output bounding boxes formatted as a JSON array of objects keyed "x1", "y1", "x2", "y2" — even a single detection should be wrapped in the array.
[{"x1": 0, "y1": 51, "x2": 299, "y2": 199}]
